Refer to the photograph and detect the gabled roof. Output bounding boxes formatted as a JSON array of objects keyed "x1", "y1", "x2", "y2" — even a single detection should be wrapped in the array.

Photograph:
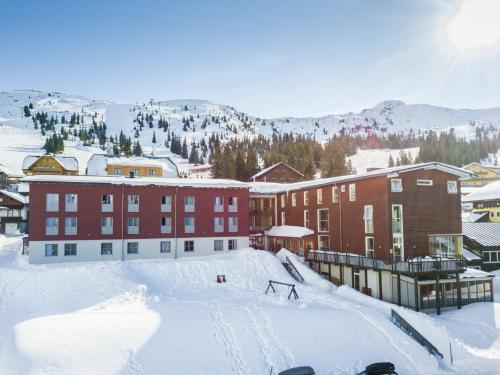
[
  {"x1": 251, "y1": 162, "x2": 304, "y2": 180},
  {"x1": 22, "y1": 155, "x2": 78, "y2": 172},
  {"x1": 462, "y1": 180, "x2": 500, "y2": 202},
  {"x1": 87, "y1": 154, "x2": 179, "y2": 177},
  {"x1": 249, "y1": 162, "x2": 473, "y2": 194},
  {"x1": 463, "y1": 222, "x2": 500, "y2": 247},
  {"x1": 0, "y1": 189, "x2": 28, "y2": 204}
]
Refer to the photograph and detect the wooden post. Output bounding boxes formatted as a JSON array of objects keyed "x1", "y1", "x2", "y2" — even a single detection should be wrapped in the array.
[
  {"x1": 456, "y1": 272, "x2": 462, "y2": 310},
  {"x1": 328, "y1": 263, "x2": 332, "y2": 281},
  {"x1": 340, "y1": 264, "x2": 344, "y2": 284},
  {"x1": 397, "y1": 273, "x2": 401, "y2": 306},
  {"x1": 436, "y1": 273, "x2": 441, "y2": 315},
  {"x1": 378, "y1": 270, "x2": 383, "y2": 300},
  {"x1": 364, "y1": 268, "x2": 368, "y2": 288},
  {"x1": 414, "y1": 277, "x2": 419, "y2": 312}
]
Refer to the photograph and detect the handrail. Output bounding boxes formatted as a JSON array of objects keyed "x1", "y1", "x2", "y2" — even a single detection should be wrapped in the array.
[
  {"x1": 285, "y1": 256, "x2": 304, "y2": 283},
  {"x1": 391, "y1": 309, "x2": 443, "y2": 358}
]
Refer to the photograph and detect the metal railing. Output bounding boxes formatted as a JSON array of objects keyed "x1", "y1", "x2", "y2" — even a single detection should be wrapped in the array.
[
  {"x1": 284, "y1": 256, "x2": 305, "y2": 283},
  {"x1": 306, "y1": 250, "x2": 465, "y2": 275}
]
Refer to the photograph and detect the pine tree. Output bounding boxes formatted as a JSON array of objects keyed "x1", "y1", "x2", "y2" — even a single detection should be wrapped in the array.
[
  {"x1": 152, "y1": 131, "x2": 157, "y2": 144},
  {"x1": 388, "y1": 154, "x2": 395, "y2": 167},
  {"x1": 181, "y1": 138, "x2": 189, "y2": 159},
  {"x1": 235, "y1": 150, "x2": 246, "y2": 181},
  {"x1": 245, "y1": 148, "x2": 258, "y2": 181},
  {"x1": 23, "y1": 105, "x2": 31, "y2": 117}
]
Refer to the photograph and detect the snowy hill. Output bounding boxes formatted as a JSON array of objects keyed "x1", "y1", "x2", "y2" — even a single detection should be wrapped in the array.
[
  {"x1": 1, "y1": 235, "x2": 500, "y2": 374},
  {"x1": 0, "y1": 90, "x2": 499, "y2": 174}
]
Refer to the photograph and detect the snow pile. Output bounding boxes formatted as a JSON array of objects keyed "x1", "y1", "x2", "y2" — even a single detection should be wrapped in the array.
[
  {"x1": 265, "y1": 226, "x2": 314, "y2": 238},
  {"x1": 1, "y1": 236, "x2": 500, "y2": 374}
]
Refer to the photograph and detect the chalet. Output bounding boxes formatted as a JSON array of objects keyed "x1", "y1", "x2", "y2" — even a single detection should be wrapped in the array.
[
  {"x1": 0, "y1": 190, "x2": 28, "y2": 234},
  {"x1": 461, "y1": 162, "x2": 500, "y2": 187},
  {"x1": 23, "y1": 155, "x2": 78, "y2": 176},
  {"x1": 249, "y1": 162, "x2": 493, "y2": 313},
  {"x1": 462, "y1": 179, "x2": 500, "y2": 222},
  {"x1": 23, "y1": 175, "x2": 248, "y2": 264},
  {"x1": 251, "y1": 162, "x2": 304, "y2": 183},
  {"x1": 86, "y1": 154, "x2": 179, "y2": 178},
  {"x1": 463, "y1": 222, "x2": 500, "y2": 271},
  {"x1": 0, "y1": 164, "x2": 23, "y2": 188}
]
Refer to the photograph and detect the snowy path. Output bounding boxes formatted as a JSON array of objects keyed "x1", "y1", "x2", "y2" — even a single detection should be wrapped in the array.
[{"x1": 1, "y1": 236, "x2": 500, "y2": 374}]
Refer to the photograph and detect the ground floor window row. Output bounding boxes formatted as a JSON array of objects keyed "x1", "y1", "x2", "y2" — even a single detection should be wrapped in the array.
[{"x1": 44, "y1": 239, "x2": 241, "y2": 257}]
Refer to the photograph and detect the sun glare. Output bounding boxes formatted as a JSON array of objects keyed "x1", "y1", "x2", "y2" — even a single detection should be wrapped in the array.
[{"x1": 446, "y1": 0, "x2": 500, "y2": 50}]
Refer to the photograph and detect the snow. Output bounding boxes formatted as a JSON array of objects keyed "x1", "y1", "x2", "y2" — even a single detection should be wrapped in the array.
[
  {"x1": 460, "y1": 267, "x2": 494, "y2": 279},
  {"x1": 87, "y1": 154, "x2": 178, "y2": 177},
  {"x1": 462, "y1": 248, "x2": 482, "y2": 261},
  {"x1": 463, "y1": 180, "x2": 500, "y2": 202},
  {"x1": 22, "y1": 155, "x2": 78, "y2": 172},
  {"x1": 22, "y1": 174, "x2": 249, "y2": 189},
  {"x1": 0, "y1": 190, "x2": 28, "y2": 204},
  {"x1": 251, "y1": 162, "x2": 303, "y2": 180},
  {"x1": 463, "y1": 222, "x2": 500, "y2": 247},
  {"x1": 265, "y1": 226, "x2": 314, "y2": 238},
  {"x1": 1, "y1": 235, "x2": 500, "y2": 374},
  {"x1": 347, "y1": 147, "x2": 419, "y2": 173}
]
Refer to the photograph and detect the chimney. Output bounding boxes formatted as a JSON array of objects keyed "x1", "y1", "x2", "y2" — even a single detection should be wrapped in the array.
[{"x1": 129, "y1": 171, "x2": 135, "y2": 178}]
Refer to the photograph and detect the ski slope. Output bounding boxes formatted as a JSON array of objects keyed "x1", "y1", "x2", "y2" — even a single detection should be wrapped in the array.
[{"x1": 1, "y1": 236, "x2": 499, "y2": 374}]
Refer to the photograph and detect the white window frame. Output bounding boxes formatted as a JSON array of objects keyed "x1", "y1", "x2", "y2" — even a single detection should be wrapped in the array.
[
  {"x1": 161, "y1": 195, "x2": 172, "y2": 212},
  {"x1": 214, "y1": 196, "x2": 224, "y2": 212},
  {"x1": 484, "y1": 251, "x2": 500, "y2": 264},
  {"x1": 46, "y1": 193, "x2": 59, "y2": 212},
  {"x1": 128, "y1": 195, "x2": 140, "y2": 212},
  {"x1": 161, "y1": 216, "x2": 172, "y2": 234},
  {"x1": 102, "y1": 194, "x2": 113, "y2": 212},
  {"x1": 160, "y1": 241, "x2": 171, "y2": 253},
  {"x1": 281, "y1": 211, "x2": 285, "y2": 225},
  {"x1": 417, "y1": 179, "x2": 433, "y2": 186},
  {"x1": 303, "y1": 191, "x2": 309, "y2": 206},
  {"x1": 363, "y1": 205, "x2": 374, "y2": 234},
  {"x1": 184, "y1": 216, "x2": 195, "y2": 233},
  {"x1": 228, "y1": 239, "x2": 238, "y2": 251},
  {"x1": 184, "y1": 240, "x2": 194, "y2": 252},
  {"x1": 332, "y1": 186, "x2": 339, "y2": 203},
  {"x1": 281, "y1": 194, "x2": 286, "y2": 208},
  {"x1": 65, "y1": 193, "x2": 78, "y2": 212},
  {"x1": 214, "y1": 239, "x2": 224, "y2": 252},
  {"x1": 228, "y1": 197, "x2": 238, "y2": 212},
  {"x1": 214, "y1": 217, "x2": 224, "y2": 233},
  {"x1": 127, "y1": 216, "x2": 139, "y2": 234},
  {"x1": 101, "y1": 242, "x2": 113, "y2": 255},
  {"x1": 447, "y1": 180, "x2": 458, "y2": 194},
  {"x1": 317, "y1": 189, "x2": 323, "y2": 204},
  {"x1": 64, "y1": 243, "x2": 77, "y2": 256},
  {"x1": 365, "y1": 236, "x2": 374, "y2": 259},
  {"x1": 127, "y1": 242, "x2": 139, "y2": 254},
  {"x1": 184, "y1": 196, "x2": 195, "y2": 212},
  {"x1": 291, "y1": 192, "x2": 297, "y2": 207},
  {"x1": 349, "y1": 183, "x2": 356, "y2": 201},
  {"x1": 228, "y1": 217, "x2": 238, "y2": 232},
  {"x1": 101, "y1": 217, "x2": 113, "y2": 235},
  {"x1": 45, "y1": 244, "x2": 58, "y2": 257},
  {"x1": 304, "y1": 209, "x2": 309, "y2": 228},
  {"x1": 391, "y1": 179, "x2": 403, "y2": 192},
  {"x1": 317, "y1": 208, "x2": 329, "y2": 233},
  {"x1": 64, "y1": 217, "x2": 77, "y2": 236},
  {"x1": 45, "y1": 217, "x2": 59, "y2": 236}
]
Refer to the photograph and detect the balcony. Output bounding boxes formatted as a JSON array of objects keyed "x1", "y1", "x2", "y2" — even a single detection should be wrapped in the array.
[{"x1": 161, "y1": 225, "x2": 172, "y2": 234}]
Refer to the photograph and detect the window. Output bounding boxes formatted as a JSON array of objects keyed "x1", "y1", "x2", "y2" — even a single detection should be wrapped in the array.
[
  {"x1": 332, "y1": 187, "x2": 339, "y2": 203},
  {"x1": 391, "y1": 205, "x2": 403, "y2": 234},
  {"x1": 363, "y1": 205, "x2": 374, "y2": 234},
  {"x1": 349, "y1": 184, "x2": 356, "y2": 201},
  {"x1": 303, "y1": 191, "x2": 309, "y2": 206},
  {"x1": 160, "y1": 241, "x2": 171, "y2": 253},
  {"x1": 304, "y1": 210, "x2": 310, "y2": 228},
  {"x1": 102, "y1": 194, "x2": 113, "y2": 212},
  {"x1": 429, "y1": 235, "x2": 462, "y2": 258},
  {"x1": 133, "y1": 169, "x2": 140, "y2": 176},
  {"x1": 365, "y1": 237, "x2": 374, "y2": 259},
  {"x1": 214, "y1": 196, "x2": 224, "y2": 212},
  {"x1": 45, "y1": 244, "x2": 58, "y2": 257},
  {"x1": 250, "y1": 198, "x2": 257, "y2": 212},
  {"x1": 161, "y1": 195, "x2": 172, "y2": 212},
  {"x1": 184, "y1": 196, "x2": 195, "y2": 212},
  {"x1": 64, "y1": 243, "x2": 77, "y2": 256},
  {"x1": 101, "y1": 243, "x2": 113, "y2": 255},
  {"x1": 101, "y1": 217, "x2": 113, "y2": 235},
  {"x1": 128, "y1": 217, "x2": 139, "y2": 234},
  {"x1": 127, "y1": 242, "x2": 139, "y2": 254},
  {"x1": 214, "y1": 239, "x2": 224, "y2": 252},
  {"x1": 64, "y1": 217, "x2": 77, "y2": 235},
  {"x1": 281, "y1": 194, "x2": 286, "y2": 208},
  {"x1": 318, "y1": 235, "x2": 330, "y2": 251},
  {"x1": 484, "y1": 251, "x2": 500, "y2": 263},
  {"x1": 281, "y1": 211, "x2": 285, "y2": 225},
  {"x1": 113, "y1": 168, "x2": 121, "y2": 175},
  {"x1": 317, "y1": 189, "x2": 323, "y2": 204},
  {"x1": 161, "y1": 217, "x2": 172, "y2": 233},
  {"x1": 291, "y1": 193, "x2": 297, "y2": 207},
  {"x1": 447, "y1": 181, "x2": 458, "y2": 194},
  {"x1": 46, "y1": 193, "x2": 59, "y2": 212},
  {"x1": 391, "y1": 179, "x2": 402, "y2": 192},
  {"x1": 228, "y1": 217, "x2": 238, "y2": 232},
  {"x1": 184, "y1": 216, "x2": 195, "y2": 233},
  {"x1": 45, "y1": 217, "x2": 59, "y2": 236},
  {"x1": 318, "y1": 209, "x2": 329, "y2": 232},
  {"x1": 149, "y1": 169, "x2": 157, "y2": 176},
  {"x1": 65, "y1": 194, "x2": 78, "y2": 212},
  {"x1": 214, "y1": 217, "x2": 224, "y2": 232},
  {"x1": 228, "y1": 239, "x2": 238, "y2": 251},
  {"x1": 184, "y1": 240, "x2": 194, "y2": 252},
  {"x1": 228, "y1": 197, "x2": 238, "y2": 212},
  {"x1": 128, "y1": 195, "x2": 139, "y2": 212},
  {"x1": 417, "y1": 179, "x2": 433, "y2": 186},
  {"x1": 341, "y1": 185, "x2": 345, "y2": 192}
]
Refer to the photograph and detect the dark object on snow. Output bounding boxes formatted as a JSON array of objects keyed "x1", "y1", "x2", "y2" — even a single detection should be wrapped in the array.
[
  {"x1": 278, "y1": 366, "x2": 315, "y2": 375},
  {"x1": 357, "y1": 362, "x2": 398, "y2": 375},
  {"x1": 216, "y1": 274, "x2": 226, "y2": 283},
  {"x1": 265, "y1": 280, "x2": 299, "y2": 300}
]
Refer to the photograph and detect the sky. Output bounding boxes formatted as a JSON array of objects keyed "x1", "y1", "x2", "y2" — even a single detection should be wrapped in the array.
[{"x1": 1, "y1": 0, "x2": 500, "y2": 118}]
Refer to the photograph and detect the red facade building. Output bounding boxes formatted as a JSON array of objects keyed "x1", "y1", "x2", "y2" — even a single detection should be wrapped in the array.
[{"x1": 251, "y1": 162, "x2": 304, "y2": 183}]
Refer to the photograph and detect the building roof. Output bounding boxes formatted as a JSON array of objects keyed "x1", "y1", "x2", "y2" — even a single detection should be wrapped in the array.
[
  {"x1": 0, "y1": 189, "x2": 28, "y2": 204},
  {"x1": 22, "y1": 155, "x2": 79, "y2": 172},
  {"x1": 87, "y1": 154, "x2": 179, "y2": 177},
  {"x1": 264, "y1": 225, "x2": 314, "y2": 238},
  {"x1": 461, "y1": 248, "x2": 482, "y2": 261},
  {"x1": 251, "y1": 162, "x2": 304, "y2": 180},
  {"x1": 461, "y1": 211, "x2": 488, "y2": 223},
  {"x1": 249, "y1": 162, "x2": 473, "y2": 194},
  {"x1": 462, "y1": 180, "x2": 500, "y2": 203},
  {"x1": 21, "y1": 175, "x2": 248, "y2": 189},
  {"x1": 463, "y1": 222, "x2": 500, "y2": 247},
  {"x1": 460, "y1": 267, "x2": 494, "y2": 279}
]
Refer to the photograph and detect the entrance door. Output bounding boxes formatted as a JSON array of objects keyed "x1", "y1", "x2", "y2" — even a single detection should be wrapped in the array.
[{"x1": 353, "y1": 271, "x2": 361, "y2": 291}]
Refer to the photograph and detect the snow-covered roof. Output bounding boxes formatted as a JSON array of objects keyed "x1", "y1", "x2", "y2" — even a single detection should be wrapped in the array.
[
  {"x1": 462, "y1": 180, "x2": 500, "y2": 202},
  {"x1": 460, "y1": 268, "x2": 494, "y2": 279},
  {"x1": 87, "y1": 154, "x2": 178, "y2": 177},
  {"x1": 264, "y1": 225, "x2": 314, "y2": 238},
  {"x1": 0, "y1": 189, "x2": 28, "y2": 204},
  {"x1": 251, "y1": 162, "x2": 304, "y2": 180},
  {"x1": 461, "y1": 248, "x2": 481, "y2": 261},
  {"x1": 0, "y1": 163, "x2": 13, "y2": 175},
  {"x1": 21, "y1": 175, "x2": 249, "y2": 189},
  {"x1": 249, "y1": 162, "x2": 473, "y2": 194},
  {"x1": 22, "y1": 155, "x2": 78, "y2": 172},
  {"x1": 461, "y1": 211, "x2": 487, "y2": 223},
  {"x1": 463, "y1": 222, "x2": 500, "y2": 247}
]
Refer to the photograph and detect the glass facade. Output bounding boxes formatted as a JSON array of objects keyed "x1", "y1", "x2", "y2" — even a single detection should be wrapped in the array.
[{"x1": 428, "y1": 235, "x2": 462, "y2": 258}]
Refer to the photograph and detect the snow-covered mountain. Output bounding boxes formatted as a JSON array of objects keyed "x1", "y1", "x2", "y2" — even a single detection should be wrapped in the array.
[{"x1": 0, "y1": 89, "x2": 499, "y2": 174}]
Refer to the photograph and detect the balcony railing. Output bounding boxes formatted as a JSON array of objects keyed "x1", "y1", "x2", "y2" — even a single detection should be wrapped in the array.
[{"x1": 306, "y1": 250, "x2": 466, "y2": 276}]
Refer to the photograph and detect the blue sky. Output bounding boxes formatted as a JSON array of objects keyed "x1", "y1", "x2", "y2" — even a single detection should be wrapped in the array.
[{"x1": 1, "y1": 0, "x2": 500, "y2": 117}]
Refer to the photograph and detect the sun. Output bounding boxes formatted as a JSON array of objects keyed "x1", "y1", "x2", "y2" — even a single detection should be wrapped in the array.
[{"x1": 446, "y1": 0, "x2": 500, "y2": 50}]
